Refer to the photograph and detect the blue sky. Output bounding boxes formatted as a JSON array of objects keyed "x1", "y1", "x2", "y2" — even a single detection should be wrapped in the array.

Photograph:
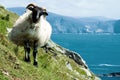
[{"x1": 0, "y1": 0, "x2": 120, "y2": 19}]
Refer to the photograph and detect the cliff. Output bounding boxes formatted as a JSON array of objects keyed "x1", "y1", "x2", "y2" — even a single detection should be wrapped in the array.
[{"x1": 0, "y1": 5, "x2": 100, "y2": 80}]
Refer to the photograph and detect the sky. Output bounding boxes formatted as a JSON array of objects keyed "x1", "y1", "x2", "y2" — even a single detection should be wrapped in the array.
[{"x1": 0, "y1": 0, "x2": 120, "y2": 19}]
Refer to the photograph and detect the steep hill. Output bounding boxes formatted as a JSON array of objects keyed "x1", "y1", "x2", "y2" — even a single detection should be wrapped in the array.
[
  {"x1": 8, "y1": 7, "x2": 117, "y2": 34},
  {"x1": 0, "y1": 5, "x2": 100, "y2": 80},
  {"x1": 0, "y1": 6, "x2": 18, "y2": 34}
]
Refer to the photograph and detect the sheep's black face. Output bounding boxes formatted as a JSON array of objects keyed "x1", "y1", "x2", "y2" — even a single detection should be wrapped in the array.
[
  {"x1": 27, "y1": 4, "x2": 48, "y2": 23},
  {"x1": 32, "y1": 7, "x2": 42, "y2": 23}
]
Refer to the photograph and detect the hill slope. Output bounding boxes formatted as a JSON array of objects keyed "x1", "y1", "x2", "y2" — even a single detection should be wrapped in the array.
[
  {"x1": 0, "y1": 5, "x2": 100, "y2": 80},
  {"x1": 0, "y1": 6, "x2": 18, "y2": 34}
]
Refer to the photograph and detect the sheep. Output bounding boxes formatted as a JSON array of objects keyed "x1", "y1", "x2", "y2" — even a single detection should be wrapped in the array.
[{"x1": 8, "y1": 3, "x2": 52, "y2": 66}]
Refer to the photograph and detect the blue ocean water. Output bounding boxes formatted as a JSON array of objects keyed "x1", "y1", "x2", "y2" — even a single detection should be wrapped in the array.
[{"x1": 51, "y1": 34, "x2": 120, "y2": 80}]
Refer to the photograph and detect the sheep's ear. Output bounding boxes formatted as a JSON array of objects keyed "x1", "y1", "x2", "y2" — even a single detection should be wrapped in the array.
[
  {"x1": 26, "y1": 3, "x2": 36, "y2": 11},
  {"x1": 42, "y1": 8, "x2": 48, "y2": 16},
  {"x1": 26, "y1": 3, "x2": 36, "y2": 8},
  {"x1": 27, "y1": 6, "x2": 34, "y2": 11}
]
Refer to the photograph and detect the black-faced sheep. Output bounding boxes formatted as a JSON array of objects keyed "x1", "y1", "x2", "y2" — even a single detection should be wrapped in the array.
[{"x1": 8, "y1": 4, "x2": 52, "y2": 66}]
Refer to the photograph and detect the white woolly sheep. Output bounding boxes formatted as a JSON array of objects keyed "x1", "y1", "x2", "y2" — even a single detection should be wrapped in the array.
[{"x1": 8, "y1": 4, "x2": 52, "y2": 66}]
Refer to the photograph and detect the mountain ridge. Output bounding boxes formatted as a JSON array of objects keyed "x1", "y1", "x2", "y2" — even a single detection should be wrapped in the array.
[{"x1": 7, "y1": 7, "x2": 114, "y2": 21}]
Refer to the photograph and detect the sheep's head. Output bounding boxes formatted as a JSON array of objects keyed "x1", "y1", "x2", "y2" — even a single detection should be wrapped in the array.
[{"x1": 26, "y1": 3, "x2": 48, "y2": 23}]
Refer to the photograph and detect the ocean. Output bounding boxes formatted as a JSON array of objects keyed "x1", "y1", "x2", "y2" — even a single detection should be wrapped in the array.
[{"x1": 51, "y1": 33, "x2": 120, "y2": 80}]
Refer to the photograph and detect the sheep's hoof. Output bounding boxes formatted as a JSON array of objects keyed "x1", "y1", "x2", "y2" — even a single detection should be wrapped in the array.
[
  {"x1": 24, "y1": 58, "x2": 31, "y2": 63},
  {"x1": 33, "y1": 61, "x2": 38, "y2": 67}
]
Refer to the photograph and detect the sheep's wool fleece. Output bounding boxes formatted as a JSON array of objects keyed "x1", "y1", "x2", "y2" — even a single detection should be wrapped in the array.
[{"x1": 8, "y1": 10, "x2": 52, "y2": 47}]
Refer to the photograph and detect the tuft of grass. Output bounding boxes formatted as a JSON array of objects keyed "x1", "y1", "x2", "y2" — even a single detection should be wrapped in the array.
[{"x1": 0, "y1": 71, "x2": 8, "y2": 80}]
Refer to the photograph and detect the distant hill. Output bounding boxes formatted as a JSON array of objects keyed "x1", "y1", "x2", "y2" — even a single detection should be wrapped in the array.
[{"x1": 8, "y1": 7, "x2": 120, "y2": 33}]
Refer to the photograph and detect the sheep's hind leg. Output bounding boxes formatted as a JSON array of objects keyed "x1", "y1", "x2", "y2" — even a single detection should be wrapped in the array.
[
  {"x1": 41, "y1": 43, "x2": 49, "y2": 53},
  {"x1": 42, "y1": 43, "x2": 57, "y2": 56},
  {"x1": 24, "y1": 41, "x2": 31, "y2": 62},
  {"x1": 33, "y1": 41, "x2": 38, "y2": 66}
]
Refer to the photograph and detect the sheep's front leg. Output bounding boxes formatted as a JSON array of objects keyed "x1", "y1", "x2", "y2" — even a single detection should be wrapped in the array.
[
  {"x1": 33, "y1": 41, "x2": 38, "y2": 66},
  {"x1": 24, "y1": 41, "x2": 31, "y2": 62}
]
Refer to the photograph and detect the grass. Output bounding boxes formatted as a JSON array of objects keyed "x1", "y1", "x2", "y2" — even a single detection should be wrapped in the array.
[
  {"x1": 0, "y1": 5, "x2": 99, "y2": 80},
  {"x1": 0, "y1": 5, "x2": 18, "y2": 34},
  {"x1": 0, "y1": 33, "x2": 97, "y2": 80}
]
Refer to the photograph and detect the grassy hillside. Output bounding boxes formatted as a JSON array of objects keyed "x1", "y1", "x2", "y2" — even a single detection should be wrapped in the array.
[
  {"x1": 0, "y1": 5, "x2": 18, "y2": 34},
  {"x1": 0, "y1": 5, "x2": 100, "y2": 80}
]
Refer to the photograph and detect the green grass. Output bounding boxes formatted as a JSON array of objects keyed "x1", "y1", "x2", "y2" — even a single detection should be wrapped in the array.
[
  {"x1": 0, "y1": 71, "x2": 8, "y2": 80},
  {"x1": 0, "y1": 5, "x2": 99, "y2": 80},
  {"x1": 0, "y1": 5, "x2": 18, "y2": 34},
  {"x1": 0, "y1": 33, "x2": 97, "y2": 80}
]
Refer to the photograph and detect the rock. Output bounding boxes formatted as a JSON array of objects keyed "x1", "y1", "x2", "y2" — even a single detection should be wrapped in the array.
[
  {"x1": 48, "y1": 40, "x2": 88, "y2": 69},
  {"x1": 66, "y1": 61, "x2": 73, "y2": 71},
  {"x1": 47, "y1": 40, "x2": 101, "y2": 80},
  {"x1": 98, "y1": 72, "x2": 120, "y2": 77},
  {"x1": 65, "y1": 49, "x2": 88, "y2": 69}
]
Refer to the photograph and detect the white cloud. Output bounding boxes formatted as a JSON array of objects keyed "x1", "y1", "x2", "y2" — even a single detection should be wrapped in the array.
[{"x1": 0, "y1": 0, "x2": 120, "y2": 19}]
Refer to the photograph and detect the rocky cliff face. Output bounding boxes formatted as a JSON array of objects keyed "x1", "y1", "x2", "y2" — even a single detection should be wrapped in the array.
[
  {"x1": 98, "y1": 72, "x2": 120, "y2": 77},
  {"x1": 46, "y1": 40, "x2": 101, "y2": 80},
  {"x1": 0, "y1": 5, "x2": 100, "y2": 80},
  {"x1": 47, "y1": 40, "x2": 88, "y2": 69}
]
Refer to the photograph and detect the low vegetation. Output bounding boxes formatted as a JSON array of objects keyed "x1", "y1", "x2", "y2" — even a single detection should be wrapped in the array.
[{"x1": 0, "y1": 5, "x2": 18, "y2": 34}]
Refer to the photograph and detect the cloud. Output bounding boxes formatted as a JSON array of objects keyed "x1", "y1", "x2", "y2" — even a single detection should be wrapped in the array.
[{"x1": 0, "y1": 0, "x2": 120, "y2": 19}]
